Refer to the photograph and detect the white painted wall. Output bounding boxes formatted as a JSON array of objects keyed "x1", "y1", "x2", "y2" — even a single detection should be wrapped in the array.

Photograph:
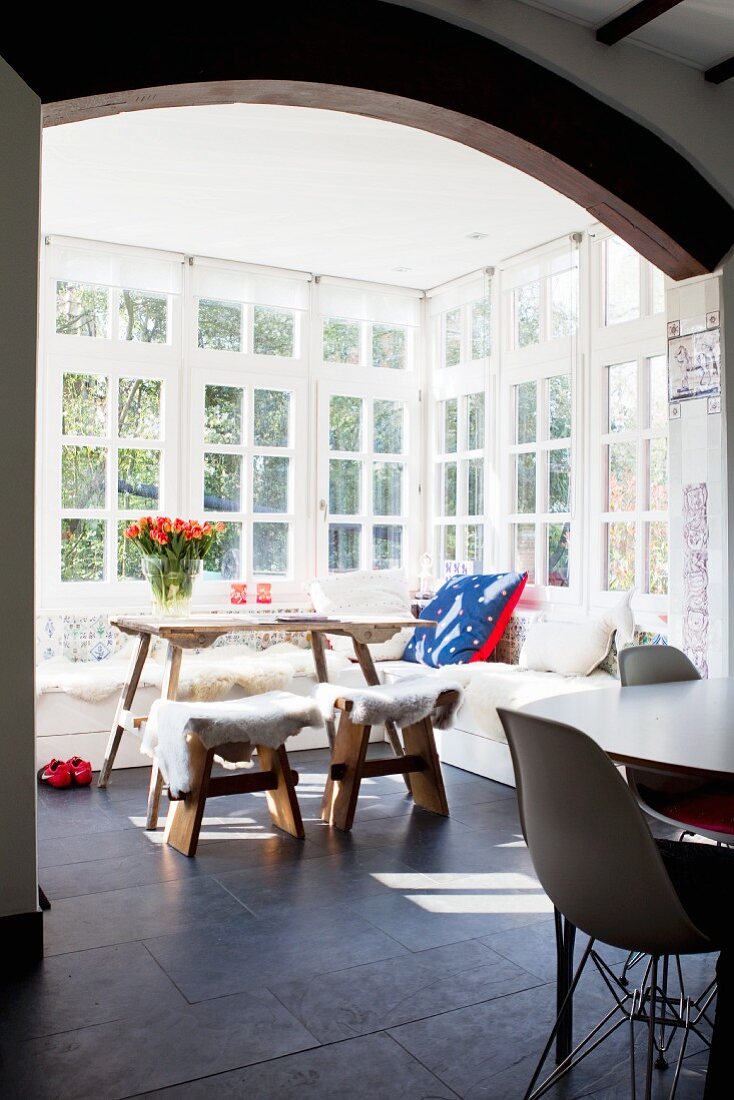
[
  {"x1": 0, "y1": 56, "x2": 40, "y2": 919},
  {"x1": 388, "y1": 0, "x2": 734, "y2": 207}
]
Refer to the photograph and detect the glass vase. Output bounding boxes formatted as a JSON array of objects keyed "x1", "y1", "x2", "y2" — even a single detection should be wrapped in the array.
[{"x1": 142, "y1": 556, "x2": 202, "y2": 618}]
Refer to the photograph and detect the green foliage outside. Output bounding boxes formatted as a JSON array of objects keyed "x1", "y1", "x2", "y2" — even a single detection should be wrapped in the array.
[
  {"x1": 62, "y1": 519, "x2": 106, "y2": 581},
  {"x1": 443, "y1": 462, "x2": 457, "y2": 516},
  {"x1": 373, "y1": 525, "x2": 402, "y2": 569},
  {"x1": 254, "y1": 389, "x2": 291, "y2": 446},
  {"x1": 516, "y1": 282, "x2": 540, "y2": 347},
  {"x1": 56, "y1": 282, "x2": 109, "y2": 338},
  {"x1": 372, "y1": 324, "x2": 406, "y2": 370},
  {"x1": 467, "y1": 392, "x2": 485, "y2": 451},
  {"x1": 198, "y1": 299, "x2": 242, "y2": 352},
  {"x1": 203, "y1": 521, "x2": 241, "y2": 580},
  {"x1": 372, "y1": 462, "x2": 402, "y2": 516},
  {"x1": 515, "y1": 523, "x2": 535, "y2": 582},
  {"x1": 330, "y1": 395, "x2": 362, "y2": 451},
  {"x1": 467, "y1": 459, "x2": 484, "y2": 515},
  {"x1": 549, "y1": 448, "x2": 570, "y2": 513},
  {"x1": 253, "y1": 522, "x2": 288, "y2": 575},
  {"x1": 204, "y1": 452, "x2": 242, "y2": 512},
  {"x1": 119, "y1": 290, "x2": 167, "y2": 344},
  {"x1": 516, "y1": 453, "x2": 536, "y2": 513},
  {"x1": 471, "y1": 298, "x2": 491, "y2": 359},
  {"x1": 329, "y1": 524, "x2": 360, "y2": 571},
  {"x1": 323, "y1": 318, "x2": 360, "y2": 364},
  {"x1": 374, "y1": 400, "x2": 403, "y2": 453},
  {"x1": 549, "y1": 376, "x2": 571, "y2": 439},
  {"x1": 254, "y1": 307, "x2": 295, "y2": 357},
  {"x1": 548, "y1": 522, "x2": 570, "y2": 587},
  {"x1": 466, "y1": 523, "x2": 484, "y2": 570},
  {"x1": 253, "y1": 456, "x2": 289, "y2": 512},
  {"x1": 444, "y1": 309, "x2": 461, "y2": 367},
  {"x1": 205, "y1": 385, "x2": 243, "y2": 444},
  {"x1": 516, "y1": 382, "x2": 536, "y2": 443},
  {"x1": 443, "y1": 398, "x2": 458, "y2": 453},
  {"x1": 608, "y1": 522, "x2": 636, "y2": 591}
]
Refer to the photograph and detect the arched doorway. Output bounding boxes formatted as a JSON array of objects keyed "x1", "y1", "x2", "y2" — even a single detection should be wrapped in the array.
[{"x1": 4, "y1": 1, "x2": 734, "y2": 280}]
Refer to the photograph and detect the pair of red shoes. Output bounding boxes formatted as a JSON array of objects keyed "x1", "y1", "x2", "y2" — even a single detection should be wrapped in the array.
[{"x1": 37, "y1": 757, "x2": 93, "y2": 789}]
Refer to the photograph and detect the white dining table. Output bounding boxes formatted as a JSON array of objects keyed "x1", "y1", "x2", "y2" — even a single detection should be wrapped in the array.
[
  {"x1": 521, "y1": 676, "x2": 734, "y2": 1065},
  {"x1": 522, "y1": 677, "x2": 734, "y2": 780}
]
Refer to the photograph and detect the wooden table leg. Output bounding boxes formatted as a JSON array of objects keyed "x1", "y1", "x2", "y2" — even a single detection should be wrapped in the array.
[
  {"x1": 351, "y1": 638, "x2": 411, "y2": 793},
  {"x1": 146, "y1": 643, "x2": 182, "y2": 830},
  {"x1": 310, "y1": 631, "x2": 336, "y2": 749},
  {"x1": 98, "y1": 632, "x2": 150, "y2": 788}
]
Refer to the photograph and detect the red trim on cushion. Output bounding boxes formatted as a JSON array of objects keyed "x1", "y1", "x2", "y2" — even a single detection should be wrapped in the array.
[{"x1": 471, "y1": 572, "x2": 528, "y2": 664}]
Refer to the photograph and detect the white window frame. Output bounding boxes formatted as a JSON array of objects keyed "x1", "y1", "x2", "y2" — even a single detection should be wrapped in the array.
[
  {"x1": 499, "y1": 240, "x2": 581, "y2": 606},
  {"x1": 589, "y1": 336, "x2": 669, "y2": 614},
  {"x1": 189, "y1": 368, "x2": 308, "y2": 594},
  {"x1": 501, "y1": 356, "x2": 579, "y2": 603},
  {"x1": 40, "y1": 242, "x2": 183, "y2": 609},
  {"x1": 316, "y1": 378, "x2": 420, "y2": 574},
  {"x1": 432, "y1": 382, "x2": 491, "y2": 575}
]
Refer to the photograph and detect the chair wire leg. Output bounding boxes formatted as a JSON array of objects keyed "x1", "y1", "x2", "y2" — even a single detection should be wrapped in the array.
[
  {"x1": 621, "y1": 949, "x2": 645, "y2": 986},
  {"x1": 656, "y1": 954, "x2": 670, "y2": 1069},
  {"x1": 523, "y1": 937, "x2": 594, "y2": 1100},
  {"x1": 629, "y1": 987, "x2": 639, "y2": 1100},
  {"x1": 644, "y1": 955, "x2": 659, "y2": 1100}
]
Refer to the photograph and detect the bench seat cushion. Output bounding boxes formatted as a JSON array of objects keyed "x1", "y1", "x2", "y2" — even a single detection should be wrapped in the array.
[{"x1": 380, "y1": 659, "x2": 614, "y2": 744}]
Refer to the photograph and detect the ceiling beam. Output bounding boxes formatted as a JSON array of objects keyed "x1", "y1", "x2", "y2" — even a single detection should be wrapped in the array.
[
  {"x1": 705, "y1": 55, "x2": 734, "y2": 84},
  {"x1": 596, "y1": 0, "x2": 686, "y2": 47}
]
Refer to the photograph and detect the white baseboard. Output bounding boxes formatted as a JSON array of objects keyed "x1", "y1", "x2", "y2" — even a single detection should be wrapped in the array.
[{"x1": 436, "y1": 727, "x2": 516, "y2": 788}]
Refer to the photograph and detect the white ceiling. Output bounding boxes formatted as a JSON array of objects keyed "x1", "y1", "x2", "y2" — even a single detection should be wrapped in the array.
[
  {"x1": 520, "y1": 1, "x2": 734, "y2": 69},
  {"x1": 41, "y1": 103, "x2": 594, "y2": 291}
]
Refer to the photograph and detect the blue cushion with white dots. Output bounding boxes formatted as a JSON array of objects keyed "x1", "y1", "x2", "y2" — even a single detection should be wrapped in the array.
[{"x1": 403, "y1": 572, "x2": 528, "y2": 667}]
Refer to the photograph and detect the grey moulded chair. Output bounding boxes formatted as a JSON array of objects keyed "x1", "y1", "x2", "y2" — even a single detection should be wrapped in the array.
[
  {"x1": 619, "y1": 645, "x2": 734, "y2": 848},
  {"x1": 497, "y1": 707, "x2": 717, "y2": 1100}
]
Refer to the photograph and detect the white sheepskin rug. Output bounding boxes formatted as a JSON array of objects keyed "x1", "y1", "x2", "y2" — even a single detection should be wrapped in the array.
[
  {"x1": 36, "y1": 642, "x2": 350, "y2": 704},
  {"x1": 432, "y1": 662, "x2": 613, "y2": 744},
  {"x1": 317, "y1": 676, "x2": 464, "y2": 731},
  {"x1": 142, "y1": 690, "x2": 324, "y2": 797}
]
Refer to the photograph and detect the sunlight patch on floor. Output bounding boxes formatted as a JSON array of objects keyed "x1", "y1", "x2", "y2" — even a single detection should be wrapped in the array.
[{"x1": 370, "y1": 870, "x2": 552, "y2": 913}]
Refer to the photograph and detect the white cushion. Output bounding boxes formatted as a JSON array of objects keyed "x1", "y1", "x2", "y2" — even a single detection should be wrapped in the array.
[
  {"x1": 308, "y1": 568, "x2": 413, "y2": 660},
  {"x1": 518, "y1": 593, "x2": 634, "y2": 677}
]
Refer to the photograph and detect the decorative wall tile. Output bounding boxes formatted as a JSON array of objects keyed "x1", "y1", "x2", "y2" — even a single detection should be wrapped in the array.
[{"x1": 682, "y1": 482, "x2": 710, "y2": 678}]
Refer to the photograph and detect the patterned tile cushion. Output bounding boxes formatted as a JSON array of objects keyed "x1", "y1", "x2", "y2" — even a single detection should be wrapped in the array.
[{"x1": 403, "y1": 572, "x2": 528, "y2": 667}]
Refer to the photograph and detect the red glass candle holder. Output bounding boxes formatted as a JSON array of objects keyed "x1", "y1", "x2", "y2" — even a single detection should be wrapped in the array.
[
  {"x1": 230, "y1": 582, "x2": 247, "y2": 605},
  {"x1": 256, "y1": 582, "x2": 272, "y2": 604}
]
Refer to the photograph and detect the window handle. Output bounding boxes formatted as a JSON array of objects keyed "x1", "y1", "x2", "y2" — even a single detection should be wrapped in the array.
[{"x1": 319, "y1": 498, "x2": 328, "y2": 523}]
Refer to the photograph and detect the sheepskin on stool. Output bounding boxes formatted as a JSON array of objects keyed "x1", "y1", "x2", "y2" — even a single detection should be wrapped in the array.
[
  {"x1": 316, "y1": 676, "x2": 464, "y2": 730},
  {"x1": 143, "y1": 690, "x2": 323, "y2": 797}
]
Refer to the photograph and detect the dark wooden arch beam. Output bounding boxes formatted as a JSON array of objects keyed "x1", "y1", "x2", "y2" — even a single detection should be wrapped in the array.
[
  {"x1": 596, "y1": 1, "x2": 686, "y2": 47},
  {"x1": 3, "y1": 1, "x2": 732, "y2": 279},
  {"x1": 705, "y1": 56, "x2": 734, "y2": 84}
]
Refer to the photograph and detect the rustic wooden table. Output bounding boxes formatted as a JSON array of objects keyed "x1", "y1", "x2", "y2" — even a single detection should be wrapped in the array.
[{"x1": 99, "y1": 613, "x2": 431, "y2": 826}]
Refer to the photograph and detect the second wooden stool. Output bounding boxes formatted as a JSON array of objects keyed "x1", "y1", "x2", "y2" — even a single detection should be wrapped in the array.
[{"x1": 320, "y1": 678, "x2": 463, "y2": 831}]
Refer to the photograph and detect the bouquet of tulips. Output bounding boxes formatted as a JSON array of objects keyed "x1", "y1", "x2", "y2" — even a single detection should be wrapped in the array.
[{"x1": 124, "y1": 516, "x2": 226, "y2": 616}]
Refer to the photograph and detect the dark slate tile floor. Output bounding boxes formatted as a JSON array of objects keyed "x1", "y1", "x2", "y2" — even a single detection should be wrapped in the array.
[{"x1": 1, "y1": 747, "x2": 715, "y2": 1099}]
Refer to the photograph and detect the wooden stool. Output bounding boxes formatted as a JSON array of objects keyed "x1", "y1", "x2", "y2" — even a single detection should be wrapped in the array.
[
  {"x1": 146, "y1": 690, "x2": 321, "y2": 856},
  {"x1": 321, "y1": 687, "x2": 457, "y2": 832},
  {"x1": 164, "y1": 734, "x2": 303, "y2": 857}
]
